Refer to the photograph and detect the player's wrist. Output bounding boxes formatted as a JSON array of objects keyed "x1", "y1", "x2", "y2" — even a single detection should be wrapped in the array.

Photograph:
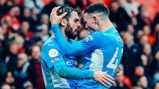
[
  {"x1": 93, "y1": 71, "x2": 98, "y2": 79},
  {"x1": 90, "y1": 71, "x2": 95, "y2": 78},
  {"x1": 51, "y1": 23, "x2": 60, "y2": 31}
]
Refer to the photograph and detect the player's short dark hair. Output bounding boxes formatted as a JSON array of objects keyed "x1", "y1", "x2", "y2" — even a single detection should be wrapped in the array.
[
  {"x1": 84, "y1": 2, "x2": 109, "y2": 17},
  {"x1": 57, "y1": 6, "x2": 76, "y2": 21}
]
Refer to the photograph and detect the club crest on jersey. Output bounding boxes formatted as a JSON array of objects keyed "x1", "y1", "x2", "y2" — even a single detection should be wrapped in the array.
[
  {"x1": 49, "y1": 49, "x2": 58, "y2": 58},
  {"x1": 66, "y1": 60, "x2": 75, "y2": 67}
]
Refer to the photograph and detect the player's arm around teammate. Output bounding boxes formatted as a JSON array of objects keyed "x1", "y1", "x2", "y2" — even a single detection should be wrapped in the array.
[{"x1": 41, "y1": 38, "x2": 116, "y2": 87}]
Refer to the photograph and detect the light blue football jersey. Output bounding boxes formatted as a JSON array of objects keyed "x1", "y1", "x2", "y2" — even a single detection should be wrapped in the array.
[
  {"x1": 52, "y1": 24, "x2": 124, "y2": 89},
  {"x1": 77, "y1": 28, "x2": 124, "y2": 89}
]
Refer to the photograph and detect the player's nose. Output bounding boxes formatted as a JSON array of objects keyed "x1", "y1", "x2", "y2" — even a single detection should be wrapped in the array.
[{"x1": 77, "y1": 22, "x2": 81, "y2": 27}]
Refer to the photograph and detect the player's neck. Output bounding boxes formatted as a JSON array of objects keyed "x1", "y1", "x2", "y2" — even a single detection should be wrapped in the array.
[{"x1": 99, "y1": 20, "x2": 114, "y2": 32}]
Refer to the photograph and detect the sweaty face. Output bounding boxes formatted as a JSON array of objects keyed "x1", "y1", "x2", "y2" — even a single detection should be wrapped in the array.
[
  {"x1": 65, "y1": 11, "x2": 80, "y2": 39},
  {"x1": 83, "y1": 13, "x2": 99, "y2": 32}
]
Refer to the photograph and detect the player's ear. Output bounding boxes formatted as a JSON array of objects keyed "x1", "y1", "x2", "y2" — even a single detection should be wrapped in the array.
[
  {"x1": 93, "y1": 15, "x2": 99, "y2": 24},
  {"x1": 61, "y1": 18, "x2": 67, "y2": 27}
]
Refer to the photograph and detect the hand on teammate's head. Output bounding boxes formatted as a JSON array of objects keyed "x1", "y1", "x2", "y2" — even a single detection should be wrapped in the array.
[{"x1": 49, "y1": 6, "x2": 67, "y2": 25}]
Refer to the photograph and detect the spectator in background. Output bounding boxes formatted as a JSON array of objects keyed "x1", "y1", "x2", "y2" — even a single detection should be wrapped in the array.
[
  {"x1": 143, "y1": 25, "x2": 156, "y2": 46},
  {"x1": 142, "y1": 44, "x2": 152, "y2": 64},
  {"x1": 20, "y1": 8, "x2": 31, "y2": 23},
  {"x1": 10, "y1": 0, "x2": 24, "y2": 12},
  {"x1": 1, "y1": 8, "x2": 21, "y2": 34},
  {"x1": 30, "y1": 36, "x2": 43, "y2": 48},
  {"x1": 153, "y1": 24, "x2": 159, "y2": 51},
  {"x1": 109, "y1": 1, "x2": 131, "y2": 32},
  {"x1": 4, "y1": 72, "x2": 16, "y2": 89},
  {"x1": 14, "y1": 35, "x2": 25, "y2": 53},
  {"x1": 0, "y1": 25, "x2": 4, "y2": 43},
  {"x1": 40, "y1": 14, "x2": 49, "y2": 25},
  {"x1": 30, "y1": 7, "x2": 40, "y2": 32},
  {"x1": 131, "y1": 65, "x2": 145, "y2": 86},
  {"x1": 131, "y1": 17, "x2": 139, "y2": 30},
  {"x1": 6, "y1": 40, "x2": 18, "y2": 72},
  {"x1": 141, "y1": 54, "x2": 149, "y2": 75},
  {"x1": 1, "y1": 84, "x2": 11, "y2": 89},
  {"x1": 8, "y1": 6, "x2": 21, "y2": 31},
  {"x1": 136, "y1": 76, "x2": 149, "y2": 89},
  {"x1": 139, "y1": 35, "x2": 149, "y2": 47},
  {"x1": 134, "y1": 30, "x2": 144, "y2": 43},
  {"x1": 28, "y1": 45, "x2": 44, "y2": 89},
  {"x1": 124, "y1": 0, "x2": 139, "y2": 17},
  {"x1": 126, "y1": 24, "x2": 135, "y2": 35},
  {"x1": 138, "y1": 35, "x2": 149, "y2": 55},
  {"x1": 136, "y1": 5, "x2": 152, "y2": 29},
  {"x1": 24, "y1": 0, "x2": 44, "y2": 13},
  {"x1": 19, "y1": 21, "x2": 33, "y2": 41},
  {"x1": 40, "y1": 14, "x2": 49, "y2": 26},
  {"x1": 37, "y1": 24, "x2": 49, "y2": 42},
  {"x1": 14, "y1": 53, "x2": 30, "y2": 88},
  {"x1": 132, "y1": 64, "x2": 152, "y2": 88},
  {"x1": 121, "y1": 32, "x2": 142, "y2": 77},
  {"x1": 0, "y1": 0, "x2": 10, "y2": 19},
  {"x1": 23, "y1": 81, "x2": 33, "y2": 89},
  {"x1": 0, "y1": 25, "x2": 8, "y2": 59},
  {"x1": 149, "y1": 50, "x2": 159, "y2": 78},
  {"x1": 153, "y1": 72, "x2": 159, "y2": 84},
  {"x1": 154, "y1": 12, "x2": 159, "y2": 25},
  {"x1": 1, "y1": 16, "x2": 12, "y2": 34},
  {"x1": 11, "y1": 6, "x2": 21, "y2": 20},
  {"x1": 110, "y1": 64, "x2": 132, "y2": 89},
  {"x1": 153, "y1": 82, "x2": 159, "y2": 89},
  {"x1": 36, "y1": 14, "x2": 49, "y2": 32},
  {"x1": 0, "y1": 59, "x2": 7, "y2": 87}
]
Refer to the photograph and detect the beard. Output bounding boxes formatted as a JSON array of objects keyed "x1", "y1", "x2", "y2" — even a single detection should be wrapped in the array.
[{"x1": 65, "y1": 24, "x2": 77, "y2": 40}]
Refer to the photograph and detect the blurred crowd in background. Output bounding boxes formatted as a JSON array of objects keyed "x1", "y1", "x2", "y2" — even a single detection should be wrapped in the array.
[{"x1": 0, "y1": 0, "x2": 159, "y2": 89}]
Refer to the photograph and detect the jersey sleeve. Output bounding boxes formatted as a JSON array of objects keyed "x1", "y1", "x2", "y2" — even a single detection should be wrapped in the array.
[
  {"x1": 51, "y1": 24, "x2": 101, "y2": 56},
  {"x1": 41, "y1": 44, "x2": 62, "y2": 69},
  {"x1": 52, "y1": 57, "x2": 94, "y2": 79},
  {"x1": 80, "y1": 33, "x2": 102, "y2": 54}
]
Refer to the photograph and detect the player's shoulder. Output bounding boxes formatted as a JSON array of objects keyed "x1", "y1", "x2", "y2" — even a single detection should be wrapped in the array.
[
  {"x1": 42, "y1": 37, "x2": 57, "y2": 51},
  {"x1": 41, "y1": 37, "x2": 61, "y2": 61},
  {"x1": 42, "y1": 37, "x2": 55, "y2": 46},
  {"x1": 103, "y1": 28, "x2": 118, "y2": 38},
  {"x1": 91, "y1": 31, "x2": 102, "y2": 36},
  {"x1": 82, "y1": 31, "x2": 106, "y2": 43},
  {"x1": 89, "y1": 31, "x2": 103, "y2": 39},
  {"x1": 91, "y1": 31, "x2": 114, "y2": 40}
]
